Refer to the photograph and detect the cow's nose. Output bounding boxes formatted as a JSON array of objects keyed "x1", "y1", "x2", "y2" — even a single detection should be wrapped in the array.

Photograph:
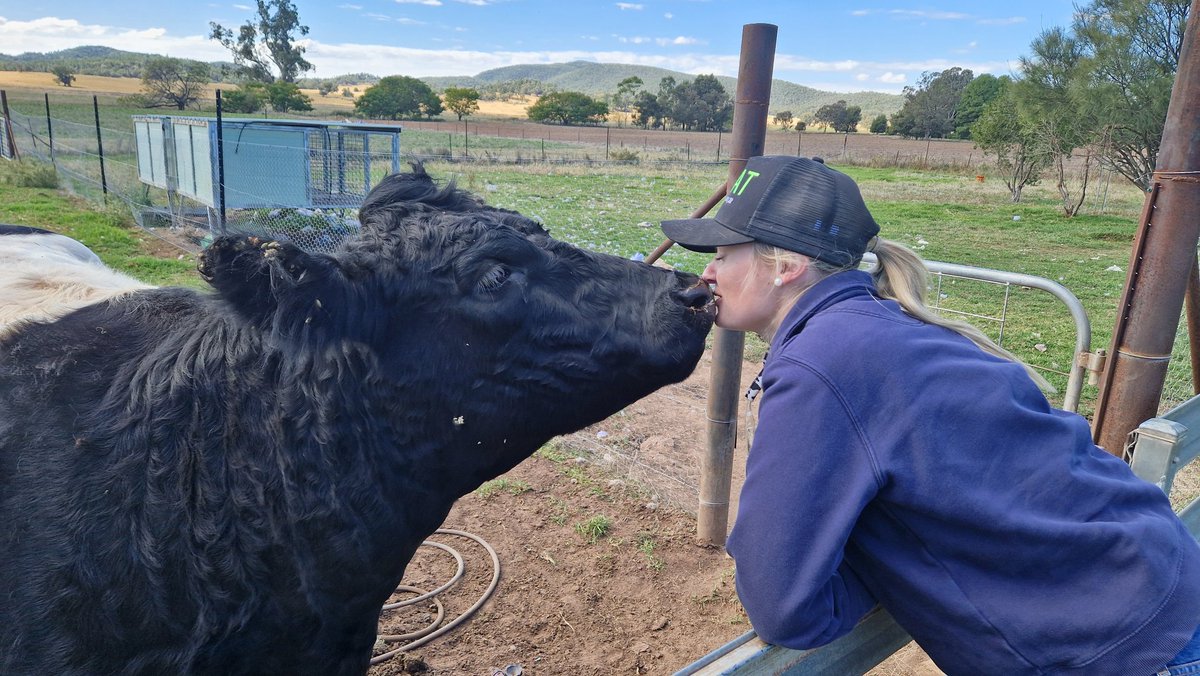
[{"x1": 674, "y1": 277, "x2": 713, "y2": 309}]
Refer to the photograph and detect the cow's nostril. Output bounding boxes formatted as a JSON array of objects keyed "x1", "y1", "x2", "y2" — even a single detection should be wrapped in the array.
[{"x1": 677, "y1": 281, "x2": 713, "y2": 309}]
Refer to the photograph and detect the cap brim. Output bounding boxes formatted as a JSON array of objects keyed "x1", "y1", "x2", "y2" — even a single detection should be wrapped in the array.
[{"x1": 660, "y1": 218, "x2": 754, "y2": 253}]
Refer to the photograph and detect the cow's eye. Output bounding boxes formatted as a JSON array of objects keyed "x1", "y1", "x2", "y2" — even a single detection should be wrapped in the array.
[{"x1": 477, "y1": 265, "x2": 511, "y2": 292}]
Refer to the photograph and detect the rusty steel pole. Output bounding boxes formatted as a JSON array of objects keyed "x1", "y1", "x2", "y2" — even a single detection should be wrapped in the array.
[
  {"x1": 1092, "y1": 0, "x2": 1200, "y2": 455},
  {"x1": 697, "y1": 23, "x2": 777, "y2": 546}
]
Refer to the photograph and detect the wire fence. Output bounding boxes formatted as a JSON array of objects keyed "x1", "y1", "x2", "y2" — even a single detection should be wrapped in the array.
[
  {"x1": 395, "y1": 118, "x2": 1001, "y2": 172},
  {"x1": 2, "y1": 95, "x2": 403, "y2": 252}
]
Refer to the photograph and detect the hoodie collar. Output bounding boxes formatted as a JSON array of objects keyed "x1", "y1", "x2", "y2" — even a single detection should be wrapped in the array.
[{"x1": 770, "y1": 269, "x2": 877, "y2": 355}]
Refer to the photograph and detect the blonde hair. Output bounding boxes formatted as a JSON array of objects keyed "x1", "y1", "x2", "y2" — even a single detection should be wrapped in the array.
[{"x1": 754, "y1": 240, "x2": 1054, "y2": 391}]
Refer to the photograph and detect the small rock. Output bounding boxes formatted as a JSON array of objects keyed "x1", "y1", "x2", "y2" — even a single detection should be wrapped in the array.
[
  {"x1": 644, "y1": 501, "x2": 658, "y2": 511},
  {"x1": 651, "y1": 616, "x2": 669, "y2": 631},
  {"x1": 402, "y1": 656, "x2": 429, "y2": 673},
  {"x1": 632, "y1": 641, "x2": 652, "y2": 654}
]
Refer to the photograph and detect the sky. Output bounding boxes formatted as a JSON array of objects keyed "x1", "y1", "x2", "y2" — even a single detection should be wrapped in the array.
[{"x1": 0, "y1": 1, "x2": 1081, "y2": 94}]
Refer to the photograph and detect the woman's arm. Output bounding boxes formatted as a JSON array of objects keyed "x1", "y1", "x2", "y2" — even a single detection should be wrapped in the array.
[{"x1": 726, "y1": 354, "x2": 882, "y2": 648}]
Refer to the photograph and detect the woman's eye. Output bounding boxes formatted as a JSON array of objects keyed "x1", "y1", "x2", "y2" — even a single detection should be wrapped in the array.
[{"x1": 477, "y1": 265, "x2": 511, "y2": 291}]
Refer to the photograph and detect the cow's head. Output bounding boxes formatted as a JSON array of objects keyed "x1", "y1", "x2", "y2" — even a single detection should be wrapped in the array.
[{"x1": 198, "y1": 167, "x2": 713, "y2": 489}]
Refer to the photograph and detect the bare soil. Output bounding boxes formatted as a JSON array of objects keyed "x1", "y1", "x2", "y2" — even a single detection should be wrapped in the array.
[{"x1": 367, "y1": 352, "x2": 943, "y2": 675}]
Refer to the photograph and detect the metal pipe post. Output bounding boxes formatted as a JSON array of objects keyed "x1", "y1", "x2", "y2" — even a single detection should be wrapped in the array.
[
  {"x1": 215, "y1": 90, "x2": 228, "y2": 232},
  {"x1": 1093, "y1": 0, "x2": 1200, "y2": 454},
  {"x1": 697, "y1": 23, "x2": 777, "y2": 546}
]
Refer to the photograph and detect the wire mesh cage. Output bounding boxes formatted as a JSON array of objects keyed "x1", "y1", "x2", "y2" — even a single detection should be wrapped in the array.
[{"x1": 131, "y1": 115, "x2": 402, "y2": 251}]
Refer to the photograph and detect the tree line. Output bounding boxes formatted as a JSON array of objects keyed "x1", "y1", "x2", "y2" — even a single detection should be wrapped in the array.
[{"x1": 36, "y1": 0, "x2": 1185, "y2": 211}]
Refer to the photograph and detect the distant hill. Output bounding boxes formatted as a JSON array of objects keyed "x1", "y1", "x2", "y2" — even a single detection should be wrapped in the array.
[
  {"x1": 0, "y1": 47, "x2": 903, "y2": 119},
  {"x1": 0, "y1": 45, "x2": 234, "y2": 81},
  {"x1": 420, "y1": 61, "x2": 902, "y2": 120}
]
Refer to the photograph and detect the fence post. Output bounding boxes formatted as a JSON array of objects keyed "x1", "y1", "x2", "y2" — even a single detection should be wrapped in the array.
[
  {"x1": 0, "y1": 90, "x2": 18, "y2": 160},
  {"x1": 92, "y1": 95, "x2": 108, "y2": 201},
  {"x1": 698, "y1": 22, "x2": 777, "y2": 546},
  {"x1": 44, "y1": 93, "x2": 54, "y2": 160},
  {"x1": 716, "y1": 129, "x2": 722, "y2": 163},
  {"x1": 215, "y1": 90, "x2": 227, "y2": 233}
]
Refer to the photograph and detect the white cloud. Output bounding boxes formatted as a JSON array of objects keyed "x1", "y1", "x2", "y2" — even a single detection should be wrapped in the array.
[
  {"x1": 395, "y1": 0, "x2": 442, "y2": 5},
  {"x1": 774, "y1": 55, "x2": 861, "y2": 73},
  {"x1": 0, "y1": 16, "x2": 228, "y2": 61},
  {"x1": 305, "y1": 41, "x2": 744, "y2": 78},
  {"x1": 338, "y1": 3, "x2": 364, "y2": 9},
  {"x1": 879, "y1": 72, "x2": 906, "y2": 83},
  {"x1": 657, "y1": 36, "x2": 702, "y2": 46},
  {"x1": 855, "y1": 73, "x2": 869, "y2": 81},
  {"x1": 616, "y1": 3, "x2": 644, "y2": 9},
  {"x1": 664, "y1": 12, "x2": 673, "y2": 19},
  {"x1": 232, "y1": 4, "x2": 252, "y2": 10}
]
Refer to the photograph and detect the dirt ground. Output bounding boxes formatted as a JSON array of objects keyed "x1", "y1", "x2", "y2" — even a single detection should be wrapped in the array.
[{"x1": 367, "y1": 352, "x2": 944, "y2": 676}]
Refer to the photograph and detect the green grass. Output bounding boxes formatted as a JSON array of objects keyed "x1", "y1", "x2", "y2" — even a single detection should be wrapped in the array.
[
  {"x1": 573, "y1": 514, "x2": 613, "y2": 544},
  {"x1": 0, "y1": 147, "x2": 1159, "y2": 414},
  {"x1": 0, "y1": 160, "x2": 201, "y2": 287},
  {"x1": 636, "y1": 532, "x2": 666, "y2": 572},
  {"x1": 474, "y1": 478, "x2": 532, "y2": 499}
]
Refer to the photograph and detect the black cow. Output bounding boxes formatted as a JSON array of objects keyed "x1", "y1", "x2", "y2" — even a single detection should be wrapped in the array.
[{"x1": 0, "y1": 167, "x2": 713, "y2": 674}]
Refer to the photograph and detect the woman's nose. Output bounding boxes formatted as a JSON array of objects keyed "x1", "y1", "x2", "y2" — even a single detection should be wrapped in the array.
[{"x1": 700, "y1": 261, "x2": 717, "y2": 284}]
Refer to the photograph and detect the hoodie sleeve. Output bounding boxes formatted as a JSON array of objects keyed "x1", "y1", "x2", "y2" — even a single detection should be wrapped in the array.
[{"x1": 726, "y1": 354, "x2": 883, "y2": 649}]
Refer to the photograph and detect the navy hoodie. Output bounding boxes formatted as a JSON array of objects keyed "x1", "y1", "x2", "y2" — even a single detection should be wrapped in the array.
[{"x1": 725, "y1": 270, "x2": 1200, "y2": 675}]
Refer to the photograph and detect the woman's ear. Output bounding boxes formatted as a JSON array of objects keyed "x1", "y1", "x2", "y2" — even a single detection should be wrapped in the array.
[{"x1": 776, "y1": 255, "x2": 812, "y2": 287}]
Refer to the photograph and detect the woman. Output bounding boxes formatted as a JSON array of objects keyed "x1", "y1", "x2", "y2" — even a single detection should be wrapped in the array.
[{"x1": 661, "y1": 155, "x2": 1200, "y2": 675}]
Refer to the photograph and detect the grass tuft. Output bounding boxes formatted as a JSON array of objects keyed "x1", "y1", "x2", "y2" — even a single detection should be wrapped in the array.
[{"x1": 573, "y1": 514, "x2": 612, "y2": 544}]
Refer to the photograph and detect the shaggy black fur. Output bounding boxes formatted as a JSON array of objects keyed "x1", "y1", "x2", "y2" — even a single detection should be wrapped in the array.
[
  {"x1": 0, "y1": 223, "x2": 55, "y2": 236},
  {"x1": 0, "y1": 166, "x2": 714, "y2": 675}
]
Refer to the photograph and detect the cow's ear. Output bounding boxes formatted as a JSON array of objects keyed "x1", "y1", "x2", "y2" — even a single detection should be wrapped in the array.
[{"x1": 198, "y1": 235, "x2": 320, "y2": 320}]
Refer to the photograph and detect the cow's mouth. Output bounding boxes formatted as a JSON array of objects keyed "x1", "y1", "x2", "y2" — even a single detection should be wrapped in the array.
[{"x1": 683, "y1": 281, "x2": 717, "y2": 319}]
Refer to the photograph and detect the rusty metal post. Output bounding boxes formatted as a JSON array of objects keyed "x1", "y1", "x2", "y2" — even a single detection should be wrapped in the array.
[
  {"x1": 644, "y1": 183, "x2": 728, "y2": 265},
  {"x1": 1092, "y1": 0, "x2": 1200, "y2": 454},
  {"x1": 697, "y1": 23, "x2": 777, "y2": 546}
]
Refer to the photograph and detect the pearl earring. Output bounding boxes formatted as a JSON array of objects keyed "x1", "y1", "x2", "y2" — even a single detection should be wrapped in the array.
[{"x1": 773, "y1": 277, "x2": 783, "y2": 287}]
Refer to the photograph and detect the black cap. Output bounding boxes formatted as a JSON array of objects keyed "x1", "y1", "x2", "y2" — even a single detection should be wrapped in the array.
[{"x1": 661, "y1": 155, "x2": 880, "y2": 267}]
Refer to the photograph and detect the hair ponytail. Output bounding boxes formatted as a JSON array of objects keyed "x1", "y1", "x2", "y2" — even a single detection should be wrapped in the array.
[
  {"x1": 868, "y1": 238, "x2": 1053, "y2": 391},
  {"x1": 758, "y1": 238, "x2": 1053, "y2": 392}
]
